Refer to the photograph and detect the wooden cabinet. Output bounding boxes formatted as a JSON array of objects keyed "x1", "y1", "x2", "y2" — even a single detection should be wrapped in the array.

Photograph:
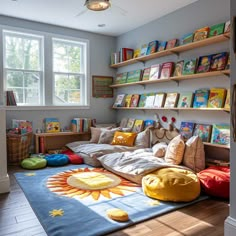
[{"x1": 34, "y1": 132, "x2": 91, "y2": 153}]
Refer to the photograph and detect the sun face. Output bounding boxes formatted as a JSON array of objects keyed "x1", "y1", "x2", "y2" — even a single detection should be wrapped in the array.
[{"x1": 47, "y1": 167, "x2": 139, "y2": 201}]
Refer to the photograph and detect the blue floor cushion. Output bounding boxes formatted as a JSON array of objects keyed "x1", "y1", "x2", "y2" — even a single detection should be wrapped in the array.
[
  {"x1": 45, "y1": 154, "x2": 69, "y2": 166},
  {"x1": 21, "y1": 157, "x2": 47, "y2": 169}
]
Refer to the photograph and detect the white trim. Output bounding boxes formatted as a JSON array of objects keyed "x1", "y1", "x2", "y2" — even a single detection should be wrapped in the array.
[
  {"x1": 225, "y1": 216, "x2": 236, "y2": 236},
  {"x1": 5, "y1": 105, "x2": 90, "y2": 110},
  {"x1": 0, "y1": 175, "x2": 10, "y2": 194}
]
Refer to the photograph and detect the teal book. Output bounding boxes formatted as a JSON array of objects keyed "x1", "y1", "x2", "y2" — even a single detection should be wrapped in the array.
[{"x1": 193, "y1": 89, "x2": 209, "y2": 108}]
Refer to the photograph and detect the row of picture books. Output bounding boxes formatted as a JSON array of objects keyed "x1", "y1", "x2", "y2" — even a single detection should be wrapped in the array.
[
  {"x1": 113, "y1": 87, "x2": 230, "y2": 110},
  {"x1": 114, "y1": 51, "x2": 229, "y2": 85},
  {"x1": 71, "y1": 118, "x2": 95, "y2": 133},
  {"x1": 180, "y1": 121, "x2": 230, "y2": 146},
  {"x1": 110, "y1": 20, "x2": 230, "y2": 64}
]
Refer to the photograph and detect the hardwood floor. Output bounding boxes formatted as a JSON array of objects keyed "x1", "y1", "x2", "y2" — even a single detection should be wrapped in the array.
[{"x1": 0, "y1": 166, "x2": 229, "y2": 236}]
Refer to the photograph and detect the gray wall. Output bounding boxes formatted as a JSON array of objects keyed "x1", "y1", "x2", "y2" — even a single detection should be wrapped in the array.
[{"x1": 0, "y1": 16, "x2": 117, "y2": 130}]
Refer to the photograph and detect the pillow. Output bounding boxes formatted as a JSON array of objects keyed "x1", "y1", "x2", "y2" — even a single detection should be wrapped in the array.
[
  {"x1": 134, "y1": 128, "x2": 150, "y2": 148},
  {"x1": 164, "y1": 135, "x2": 185, "y2": 165},
  {"x1": 98, "y1": 128, "x2": 120, "y2": 144},
  {"x1": 152, "y1": 142, "x2": 168, "y2": 157},
  {"x1": 90, "y1": 127, "x2": 111, "y2": 143},
  {"x1": 111, "y1": 131, "x2": 137, "y2": 146},
  {"x1": 183, "y1": 135, "x2": 205, "y2": 172}
]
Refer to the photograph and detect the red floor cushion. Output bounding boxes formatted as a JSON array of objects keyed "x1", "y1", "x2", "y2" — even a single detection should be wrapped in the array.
[
  {"x1": 197, "y1": 166, "x2": 230, "y2": 199},
  {"x1": 61, "y1": 150, "x2": 83, "y2": 164}
]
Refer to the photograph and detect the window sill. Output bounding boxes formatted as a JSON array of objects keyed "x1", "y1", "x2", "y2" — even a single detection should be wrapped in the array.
[{"x1": 5, "y1": 105, "x2": 90, "y2": 111}]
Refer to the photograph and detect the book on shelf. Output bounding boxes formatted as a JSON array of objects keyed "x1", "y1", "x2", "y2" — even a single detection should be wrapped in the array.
[
  {"x1": 144, "y1": 119, "x2": 155, "y2": 129},
  {"x1": 130, "y1": 94, "x2": 140, "y2": 107},
  {"x1": 180, "y1": 33, "x2": 194, "y2": 45},
  {"x1": 138, "y1": 94, "x2": 148, "y2": 107},
  {"x1": 160, "y1": 62, "x2": 174, "y2": 79},
  {"x1": 166, "y1": 38, "x2": 178, "y2": 49},
  {"x1": 110, "y1": 52, "x2": 120, "y2": 65},
  {"x1": 144, "y1": 93, "x2": 155, "y2": 107},
  {"x1": 146, "y1": 40, "x2": 159, "y2": 55},
  {"x1": 124, "y1": 94, "x2": 133, "y2": 107},
  {"x1": 142, "y1": 67, "x2": 151, "y2": 81},
  {"x1": 127, "y1": 69, "x2": 142, "y2": 83},
  {"x1": 210, "y1": 123, "x2": 230, "y2": 146},
  {"x1": 140, "y1": 43, "x2": 148, "y2": 56},
  {"x1": 132, "y1": 120, "x2": 144, "y2": 133},
  {"x1": 180, "y1": 121, "x2": 195, "y2": 140},
  {"x1": 120, "y1": 48, "x2": 134, "y2": 61},
  {"x1": 193, "y1": 26, "x2": 210, "y2": 42},
  {"x1": 133, "y1": 48, "x2": 141, "y2": 58},
  {"x1": 114, "y1": 72, "x2": 127, "y2": 84},
  {"x1": 225, "y1": 56, "x2": 230, "y2": 70},
  {"x1": 164, "y1": 92, "x2": 179, "y2": 108},
  {"x1": 196, "y1": 55, "x2": 212, "y2": 73},
  {"x1": 153, "y1": 93, "x2": 166, "y2": 108},
  {"x1": 224, "y1": 20, "x2": 230, "y2": 33},
  {"x1": 113, "y1": 94, "x2": 126, "y2": 107},
  {"x1": 173, "y1": 60, "x2": 184, "y2": 77},
  {"x1": 6, "y1": 90, "x2": 17, "y2": 106},
  {"x1": 44, "y1": 118, "x2": 60, "y2": 133},
  {"x1": 209, "y1": 22, "x2": 225, "y2": 37},
  {"x1": 193, "y1": 123, "x2": 212, "y2": 142},
  {"x1": 193, "y1": 89, "x2": 209, "y2": 108},
  {"x1": 224, "y1": 89, "x2": 230, "y2": 109},
  {"x1": 12, "y1": 119, "x2": 33, "y2": 134},
  {"x1": 158, "y1": 41, "x2": 167, "y2": 51},
  {"x1": 119, "y1": 118, "x2": 129, "y2": 128},
  {"x1": 182, "y1": 58, "x2": 197, "y2": 75},
  {"x1": 210, "y1": 52, "x2": 228, "y2": 71},
  {"x1": 71, "y1": 118, "x2": 92, "y2": 132},
  {"x1": 177, "y1": 92, "x2": 193, "y2": 108},
  {"x1": 207, "y1": 88, "x2": 227, "y2": 108},
  {"x1": 149, "y1": 64, "x2": 162, "y2": 80},
  {"x1": 126, "y1": 118, "x2": 136, "y2": 129}
]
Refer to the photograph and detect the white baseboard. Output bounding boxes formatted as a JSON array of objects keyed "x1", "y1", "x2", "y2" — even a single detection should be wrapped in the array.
[
  {"x1": 225, "y1": 216, "x2": 236, "y2": 236},
  {"x1": 0, "y1": 175, "x2": 10, "y2": 193}
]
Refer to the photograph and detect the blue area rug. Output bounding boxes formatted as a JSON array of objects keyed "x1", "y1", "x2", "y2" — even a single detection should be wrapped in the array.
[{"x1": 15, "y1": 164, "x2": 208, "y2": 236}]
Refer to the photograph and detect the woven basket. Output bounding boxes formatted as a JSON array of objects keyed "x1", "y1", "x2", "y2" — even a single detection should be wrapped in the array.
[{"x1": 7, "y1": 132, "x2": 33, "y2": 165}]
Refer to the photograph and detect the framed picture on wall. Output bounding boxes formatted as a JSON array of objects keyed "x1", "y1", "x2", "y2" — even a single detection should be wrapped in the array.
[{"x1": 92, "y1": 75, "x2": 113, "y2": 98}]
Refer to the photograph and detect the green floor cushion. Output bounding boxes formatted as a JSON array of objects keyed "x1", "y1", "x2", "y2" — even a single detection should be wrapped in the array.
[
  {"x1": 45, "y1": 154, "x2": 69, "y2": 166},
  {"x1": 21, "y1": 157, "x2": 47, "y2": 170},
  {"x1": 142, "y1": 167, "x2": 201, "y2": 202}
]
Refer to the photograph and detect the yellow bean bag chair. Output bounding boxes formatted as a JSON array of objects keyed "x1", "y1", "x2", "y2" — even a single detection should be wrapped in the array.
[{"x1": 142, "y1": 167, "x2": 201, "y2": 202}]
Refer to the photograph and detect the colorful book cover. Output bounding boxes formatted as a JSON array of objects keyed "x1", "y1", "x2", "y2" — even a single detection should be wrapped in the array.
[
  {"x1": 211, "y1": 124, "x2": 230, "y2": 146},
  {"x1": 160, "y1": 62, "x2": 174, "y2": 79},
  {"x1": 210, "y1": 52, "x2": 228, "y2": 71},
  {"x1": 193, "y1": 89, "x2": 209, "y2": 108},
  {"x1": 158, "y1": 41, "x2": 167, "y2": 51},
  {"x1": 127, "y1": 69, "x2": 142, "y2": 83},
  {"x1": 149, "y1": 64, "x2": 162, "y2": 80},
  {"x1": 126, "y1": 118, "x2": 136, "y2": 129},
  {"x1": 153, "y1": 93, "x2": 166, "y2": 108},
  {"x1": 132, "y1": 120, "x2": 144, "y2": 133},
  {"x1": 140, "y1": 43, "x2": 148, "y2": 56},
  {"x1": 119, "y1": 118, "x2": 129, "y2": 128},
  {"x1": 196, "y1": 55, "x2": 212, "y2": 73},
  {"x1": 144, "y1": 119, "x2": 155, "y2": 129},
  {"x1": 114, "y1": 72, "x2": 127, "y2": 84},
  {"x1": 113, "y1": 94, "x2": 126, "y2": 107},
  {"x1": 180, "y1": 33, "x2": 194, "y2": 45},
  {"x1": 207, "y1": 88, "x2": 226, "y2": 108},
  {"x1": 166, "y1": 39, "x2": 178, "y2": 49},
  {"x1": 121, "y1": 48, "x2": 134, "y2": 61},
  {"x1": 193, "y1": 26, "x2": 210, "y2": 42},
  {"x1": 180, "y1": 121, "x2": 195, "y2": 140},
  {"x1": 142, "y1": 67, "x2": 151, "y2": 81},
  {"x1": 182, "y1": 59, "x2": 197, "y2": 75},
  {"x1": 133, "y1": 48, "x2": 141, "y2": 58},
  {"x1": 209, "y1": 23, "x2": 225, "y2": 37},
  {"x1": 138, "y1": 94, "x2": 148, "y2": 107},
  {"x1": 44, "y1": 118, "x2": 60, "y2": 133},
  {"x1": 224, "y1": 89, "x2": 230, "y2": 110},
  {"x1": 146, "y1": 40, "x2": 159, "y2": 55},
  {"x1": 144, "y1": 93, "x2": 155, "y2": 107},
  {"x1": 164, "y1": 92, "x2": 179, "y2": 108},
  {"x1": 130, "y1": 94, "x2": 140, "y2": 107},
  {"x1": 124, "y1": 94, "x2": 133, "y2": 107},
  {"x1": 224, "y1": 20, "x2": 230, "y2": 33},
  {"x1": 12, "y1": 119, "x2": 33, "y2": 133},
  {"x1": 193, "y1": 123, "x2": 212, "y2": 142},
  {"x1": 173, "y1": 60, "x2": 184, "y2": 77},
  {"x1": 177, "y1": 92, "x2": 193, "y2": 108}
]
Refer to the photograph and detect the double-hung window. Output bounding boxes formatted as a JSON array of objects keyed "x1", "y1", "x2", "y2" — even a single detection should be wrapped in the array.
[
  {"x1": 3, "y1": 30, "x2": 43, "y2": 106},
  {"x1": 52, "y1": 38, "x2": 88, "y2": 106}
]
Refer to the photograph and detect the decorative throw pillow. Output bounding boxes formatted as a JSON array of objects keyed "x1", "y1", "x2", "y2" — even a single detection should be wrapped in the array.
[
  {"x1": 134, "y1": 128, "x2": 150, "y2": 148},
  {"x1": 152, "y1": 142, "x2": 168, "y2": 157},
  {"x1": 183, "y1": 135, "x2": 205, "y2": 172},
  {"x1": 98, "y1": 128, "x2": 120, "y2": 144},
  {"x1": 164, "y1": 135, "x2": 185, "y2": 165},
  {"x1": 90, "y1": 127, "x2": 112, "y2": 143},
  {"x1": 111, "y1": 131, "x2": 137, "y2": 146}
]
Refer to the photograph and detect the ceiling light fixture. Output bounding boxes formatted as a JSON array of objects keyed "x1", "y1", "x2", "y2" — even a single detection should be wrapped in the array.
[{"x1": 85, "y1": 0, "x2": 110, "y2": 11}]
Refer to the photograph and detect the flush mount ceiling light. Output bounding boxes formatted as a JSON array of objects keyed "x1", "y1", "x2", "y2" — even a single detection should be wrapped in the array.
[{"x1": 85, "y1": 0, "x2": 111, "y2": 11}]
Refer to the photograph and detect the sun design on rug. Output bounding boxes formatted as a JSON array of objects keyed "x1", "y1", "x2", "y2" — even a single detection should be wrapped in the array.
[
  {"x1": 49, "y1": 209, "x2": 64, "y2": 217},
  {"x1": 47, "y1": 167, "x2": 140, "y2": 201}
]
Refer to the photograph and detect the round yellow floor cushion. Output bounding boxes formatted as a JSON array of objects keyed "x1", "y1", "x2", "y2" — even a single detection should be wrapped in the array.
[{"x1": 142, "y1": 167, "x2": 201, "y2": 202}]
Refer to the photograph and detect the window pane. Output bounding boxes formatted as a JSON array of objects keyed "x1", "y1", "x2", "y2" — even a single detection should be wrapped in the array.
[
  {"x1": 5, "y1": 35, "x2": 40, "y2": 70},
  {"x1": 54, "y1": 74, "x2": 81, "y2": 104},
  {"x1": 6, "y1": 71, "x2": 41, "y2": 105}
]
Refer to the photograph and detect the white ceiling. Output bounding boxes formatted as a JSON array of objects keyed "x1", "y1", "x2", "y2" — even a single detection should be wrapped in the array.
[{"x1": 1, "y1": 0, "x2": 199, "y2": 36}]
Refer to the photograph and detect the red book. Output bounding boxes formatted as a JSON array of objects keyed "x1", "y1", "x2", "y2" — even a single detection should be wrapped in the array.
[
  {"x1": 160, "y1": 62, "x2": 175, "y2": 79},
  {"x1": 40, "y1": 137, "x2": 45, "y2": 153}
]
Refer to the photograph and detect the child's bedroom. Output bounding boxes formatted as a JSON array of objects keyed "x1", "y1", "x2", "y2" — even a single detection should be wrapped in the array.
[{"x1": 0, "y1": 0, "x2": 235, "y2": 235}]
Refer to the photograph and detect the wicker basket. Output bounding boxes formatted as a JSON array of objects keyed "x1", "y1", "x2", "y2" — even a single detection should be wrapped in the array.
[{"x1": 7, "y1": 132, "x2": 33, "y2": 165}]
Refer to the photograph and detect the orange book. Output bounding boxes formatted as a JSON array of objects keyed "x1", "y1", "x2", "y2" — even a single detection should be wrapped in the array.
[{"x1": 193, "y1": 26, "x2": 210, "y2": 41}]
